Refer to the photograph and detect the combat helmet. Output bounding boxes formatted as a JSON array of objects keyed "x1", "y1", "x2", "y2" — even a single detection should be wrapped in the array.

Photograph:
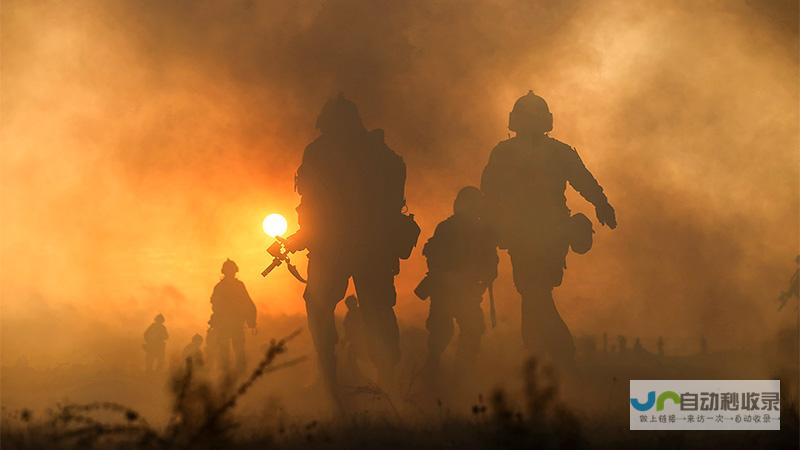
[
  {"x1": 221, "y1": 258, "x2": 239, "y2": 275},
  {"x1": 508, "y1": 90, "x2": 553, "y2": 134},
  {"x1": 454, "y1": 186, "x2": 483, "y2": 218},
  {"x1": 315, "y1": 93, "x2": 365, "y2": 136}
]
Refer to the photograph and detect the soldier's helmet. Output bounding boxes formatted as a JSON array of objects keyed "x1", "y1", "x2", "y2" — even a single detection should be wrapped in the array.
[
  {"x1": 191, "y1": 334, "x2": 203, "y2": 345},
  {"x1": 154, "y1": 313, "x2": 165, "y2": 323},
  {"x1": 454, "y1": 186, "x2": 483, "y2": 218},
  {"x1": 508, "y1": 90, "x2": 553, "y2": 134},
  {"x1": 316, "y1": 93, "x2": 365, "y2": 136},
  {"x1": 344, "y1": 295, "x2": 358, "y2": 310},
  {"x1": 221, "y1": 258, "x2": 239, "y2": 276}
]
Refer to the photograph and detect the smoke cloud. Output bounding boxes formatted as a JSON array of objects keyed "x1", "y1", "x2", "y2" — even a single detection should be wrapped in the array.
[{"x1": 1, "y1": 0, "x2": 797, "y2": 371}]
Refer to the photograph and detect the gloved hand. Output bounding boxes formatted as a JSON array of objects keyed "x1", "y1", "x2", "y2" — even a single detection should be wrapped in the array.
[
  {"x1": 283, "y1": 231, "x2": 307, "y2": 253},
  {"x1": 595, "y1": 202, "x2": 617, "y2": 229}
]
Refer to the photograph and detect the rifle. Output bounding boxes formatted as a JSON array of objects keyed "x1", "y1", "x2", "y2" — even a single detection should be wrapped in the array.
[{"x1": 261, "y1": 236, "x2": 306, "y2": 283}]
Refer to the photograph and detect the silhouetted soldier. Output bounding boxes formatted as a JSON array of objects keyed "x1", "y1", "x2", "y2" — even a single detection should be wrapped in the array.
[
  {"x1": 657, "y1": 336, "x2": 665, "y2": 357},
  {"x1": 418, "y1": 187, "x2": 498, "y2": 372},
  {"x1": 143, "y1": 314, "x2": 168, "y2": 372},
  {"x1": 633, "y1": 337, "x2": 644, "y2": 354},
  {"x1": 341, "y1": 295, "x2": 368, "y2": 381},
  {"x1": 182, "y1": 333, "x2": 204, "y2": 367},
  {"x1": 285, "y1": 94, "x2": 413, "y2": 393},
  {"x1": 481, "y1": 91, "x2": 617, "y2": 367},
  {"x1": 209, "y1": 259, "x2": 257, "y2": 373},
  {"x1": 617, "y1": 335, "x2": 627, "y2": 353}
]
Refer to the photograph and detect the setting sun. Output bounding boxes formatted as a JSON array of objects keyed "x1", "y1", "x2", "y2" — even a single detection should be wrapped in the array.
[{"x1": 262, "y1": 213, "x2": 288, "y2": 238}]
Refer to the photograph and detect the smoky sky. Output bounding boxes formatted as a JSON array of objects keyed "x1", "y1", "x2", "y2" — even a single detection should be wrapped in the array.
[{"x1": 1, "y1": 0, "x2": 798, "y2": 365}]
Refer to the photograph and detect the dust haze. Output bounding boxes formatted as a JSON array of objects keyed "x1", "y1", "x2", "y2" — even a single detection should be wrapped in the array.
[{"x1": 1, "y1": 0, "x2": 798, "y2": 412}]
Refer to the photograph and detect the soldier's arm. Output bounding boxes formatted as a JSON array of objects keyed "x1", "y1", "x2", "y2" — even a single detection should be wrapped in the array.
[
  {"x1": 290, "y1": 143, "x2": 321, "y2": 250},
  {"x1": 480, "y1": 145, "x2": 503, "y2": 204},
  {"x1": 380, "y1": 146, "x2": 406, "y2": 214},
  {"x1": 294, "y1": 141, "x2": 321, "y2": 197},
  {"x1": 486, "y1": 244, "x2": 499, "y2": 282},
  {"x1": 393, "y1": 156, "x2": 407, "y2": 212},
  {"x1": 210, "y1": 285, "x2": 221, "y2": 314},
  {"x1": 565, "y1": 146, "x2": 606, "y2": 205},
  {"x1": 565, "y1": 146, "x2": 617, "y2": 229},
  {"x1": 480, "y1": 144, "x2": 510, "y2": 245},
  {"x1": 422, "y1": 222, "x2": 448, "y2": 272},
  {"x1": 478, "y1": 229, "x2": 499, "y2": 283}
]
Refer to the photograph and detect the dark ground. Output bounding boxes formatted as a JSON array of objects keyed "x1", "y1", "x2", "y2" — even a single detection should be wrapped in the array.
[{"x1": 2, "y1": 330, "x2": 798, "y2": 450}]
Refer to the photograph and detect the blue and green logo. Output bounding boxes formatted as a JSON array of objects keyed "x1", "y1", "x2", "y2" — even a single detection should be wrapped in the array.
[{"x1": 630, "y1": 390, "x2": 681, "y2": 411}]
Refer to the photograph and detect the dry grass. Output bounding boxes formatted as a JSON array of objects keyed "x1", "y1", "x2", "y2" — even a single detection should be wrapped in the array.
[{"x1": 2, "y1": 341, "x2": 798, "y2": 450}]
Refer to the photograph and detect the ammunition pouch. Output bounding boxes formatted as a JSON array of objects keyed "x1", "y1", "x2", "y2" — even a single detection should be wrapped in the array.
[
  {"x1": 414, "y1": 274, "x2": 432, "y2": 300},
  {"x1": 569, "y1": 213, "x2": 594, "y2": 254}
]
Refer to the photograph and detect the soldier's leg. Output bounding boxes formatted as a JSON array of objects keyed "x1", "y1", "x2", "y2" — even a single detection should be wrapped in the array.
[
  {"x1": 454, "y1": 298, "x2": 486, "y2": 369},
  {"x1": 425, "y1": 296, "x2": 455, "y2": 369},
  {"x1": 525, "y1": 287, "x2": 575, "y2": 364},
  {"x1": 145, "y1": 352, "x2": 153, "y2": 372},
  {"x1": 511, "y1": 249, "x2": 575, "y2": 365},
  {"x1": 303, "y1": 255, "x2": 349, "y2": 389},
  {"x1": 353, "y1": 264, "x2": 400, "y2": 384},
  {"x1": 231, "y1": 328, "x2": 246, "y2": 373}
]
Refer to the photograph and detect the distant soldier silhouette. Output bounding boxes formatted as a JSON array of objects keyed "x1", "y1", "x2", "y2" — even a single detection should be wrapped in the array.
[
  {"x1": 341, "y1": 295, "x2": 369, "y2": 381},
  {"x1": 418, "y1": 187, "x2": 498, "y2": 372},
  {"x1": 143, "y1": 314, "x2": 168, "y2": 372},
  {"x1": 481, "y1": 91, "x2": 617, "y2": 366},
  {"x1": 182, "y1": 333, "x2": 204, "y2": 367},
  {"x1": 657, "y1": 336, "x2": 665, "y2": 357},
  {"x1": 285, "y1": 94, "x2": 414, "y2": 393},
  {"x1": 633, "y1": 337, "x2": 644, "y2": 354},
  {"x1": 209, "y1": 259, "x2": 257, "y2": 373},
  {"x1": 617, "y1": 335, "x2": 627, "y2": 353}
]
